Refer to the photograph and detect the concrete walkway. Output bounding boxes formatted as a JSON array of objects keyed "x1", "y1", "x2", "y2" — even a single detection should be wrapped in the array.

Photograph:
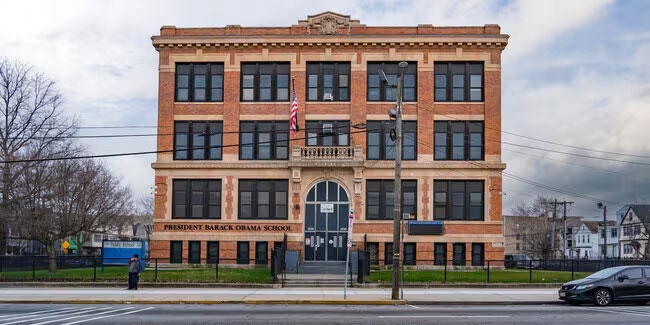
[{"x1": 0, "y1": 287, "x2": 560, "y2": 305}]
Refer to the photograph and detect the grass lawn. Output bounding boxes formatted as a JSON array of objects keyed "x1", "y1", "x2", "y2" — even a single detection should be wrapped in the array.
[
  {"x1": 367, "y1": 269, "x2": 592, "y2": 283},
  {"x1": 0, "y1": 265, "x2": 272, "y2": 284}
]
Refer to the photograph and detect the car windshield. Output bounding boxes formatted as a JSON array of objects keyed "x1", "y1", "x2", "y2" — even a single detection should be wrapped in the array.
[{"x1": 585, "y1": 267, "x2": 624, "y2": 279}]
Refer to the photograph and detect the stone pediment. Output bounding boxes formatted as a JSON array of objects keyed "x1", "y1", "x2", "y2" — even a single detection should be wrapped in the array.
[{"x1": 295, "y1": 11, "x2": 363, "y2": 35}]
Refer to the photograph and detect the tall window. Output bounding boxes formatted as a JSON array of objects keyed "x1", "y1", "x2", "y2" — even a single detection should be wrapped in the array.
[
  {"x1": 237, "y1": 241, "x2": 250, "y2": 264},
  {"x1": 306, "y1": 120, "x2": 350, "y2": 146},
  {"x1": 240, "y1": 121, "x2": 289, "y2": 160},
  {"x1": 434, "y1": 243, "x2": 447, "y2": 266},
  {"x1": 367, "y1": 62, "x2": 417, "y2": 101},
  {"x1": 366, "y1": 180, "x2": 417, "y2": 220},
  {"x1": 453, "y1": 243, "x2": 466, "y2": 266},
  {"x1": 404, "y1": 243, "x2": 416, "y2": 266},
  {"x1": 434, "y1": 121, "x2": 484, "y2": 160},
  {"x1": 472, "y1": 243, "x2": 484, "y2": 266},
  {"x1": 170, "y1": 241, "x2": 182, "y2": 264},
  {"x1": 188, "y1": 241, "x2": 201, "y2": 264},
  {"x1": 306, "y1": 62, "x2": 350, "y2": 101},
  {"x1": 172, "y1": 179, "x2": 221, "y2": 219},
  {"x1": 175, "y1": 63, "x2": 224, "y2": 102},
  {"x1": 174, "y1": 121, "x2": 223, "y2": 160},
  {"x1": 207, "y1": 241, "x2": 219, "y2": 264},
  {"x1": 241, "y1": 63, "x2": 290, "y2": 101},
  {"x1": 366, "y1": 121, "x2": 417, "y2": 160},
  {"x1": 255, "y1": 242, "x2": 268, "y2": 265},
  {"x1": 434, "y1": 62, "x2": 483, "y2": 102},
  {"x1": 238, "y1": 179, "x2": 289, "y2": 220},
  {"x1": 434, "y1": 180, "x2": 484, "y2": 221},
  {"x1": 384, "y1": 242, "x2": 393, "y2": 266}
]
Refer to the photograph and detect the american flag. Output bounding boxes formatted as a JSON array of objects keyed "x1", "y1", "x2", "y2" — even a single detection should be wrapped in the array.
[{"x1": 290, "y1": 80, "x2": 299, "y2": 136}]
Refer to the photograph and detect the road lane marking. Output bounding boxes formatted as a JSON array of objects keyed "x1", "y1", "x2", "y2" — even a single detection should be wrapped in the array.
[
  {"x1": 0, "y1": 307, "x2": 105, "y2": 325},
  {"x1": 379, "y1": 315, "x2": 509, "y2": 318},
  {"x1": 0, "y1": 307, "x2": 98, "y2": 323},
  {"x1": 59, "y1": 307, "x2": 155, "y2": 325},
  {"x1": 579, "y1": 307, "x2": 650, "y2": 317},
  {"x1": 30, "y1": 307, "x2": 135, "y2": 325},
  {"x1": 407, "y1": 305, "x2": 420, "y2": 309},
  {"x1": 0, "y1": 307, "x2": 77, "y2": 320}
]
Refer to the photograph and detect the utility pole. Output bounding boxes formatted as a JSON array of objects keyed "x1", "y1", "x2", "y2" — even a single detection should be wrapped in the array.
[
  {"x1": 385, "y1": 62, "x2": 407, "y2": 301},
  {"x1": 550, "y1": 200, "x2": 573, "y2": 259},
  {"x1": 550, "y1": 199, "x2": 557, "y2": 258},
  {"x1": 598, "y1": 203, "x2": 607, "y2": 259}
]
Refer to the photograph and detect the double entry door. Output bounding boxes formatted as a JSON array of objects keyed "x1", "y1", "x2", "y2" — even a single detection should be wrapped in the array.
[{"x1": 304, "y1": 202, "x2": 349, "y2": 262}]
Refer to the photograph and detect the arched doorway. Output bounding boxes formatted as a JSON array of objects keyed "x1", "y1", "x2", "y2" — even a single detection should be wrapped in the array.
[{"x1": 304, "y1": 180, "x2": 349, "y2": 262}]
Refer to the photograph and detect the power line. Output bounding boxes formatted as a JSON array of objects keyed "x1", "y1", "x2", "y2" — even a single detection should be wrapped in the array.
[
  {"x1": 502, "y1": 141, "x2": 650, "y2": 166},
  {"x1": 0, "y1": 128, "x2": 371, "y2": 164}
]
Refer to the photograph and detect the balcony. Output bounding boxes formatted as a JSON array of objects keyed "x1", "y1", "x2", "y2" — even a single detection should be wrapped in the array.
[{"x1": 289, "y1": 145, "x2": 363, "y2": 168}]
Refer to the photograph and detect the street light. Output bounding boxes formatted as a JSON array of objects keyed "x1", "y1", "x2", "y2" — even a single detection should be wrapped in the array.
[{"x1": 597, "y1": 203, "x2": 607, "y2": 259}]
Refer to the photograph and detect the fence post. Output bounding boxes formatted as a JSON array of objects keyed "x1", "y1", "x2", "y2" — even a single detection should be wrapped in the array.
[
  {"x1": 215, "y1": 259, "x2": 218, "y2": 282},
  {"x1": 93, "y1": 257, "x2": 97, "y2": 282},
  {"x1": 444, "y1": 261, "x2": 447, "y2": 283},
  {"x1": 32, "y1": 256, "x2": 36, "y2": 280},
  {"x1": 154, "y1": 258, "x2": 158, "y2": 282},
  {"x1": 571, "y1": 260, "x2": 575, "y2": 280},
  {"x1": 216, "y1": 258, "x2": 219, "y2": 281},
  {"x1": 529, "y1": 260, "x2": 532, "y2": 283},
  {"x1": 487, "y1": 260, "x2": 490, "y2": 283}
]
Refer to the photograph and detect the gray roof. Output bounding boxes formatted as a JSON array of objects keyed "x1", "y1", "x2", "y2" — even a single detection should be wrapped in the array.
[
  {"x1": 582, "y1": 221, "x2": 600, "y2": 233},
  {"x1": 628, "y1": 205, "x2": 650, "y2": 223}
]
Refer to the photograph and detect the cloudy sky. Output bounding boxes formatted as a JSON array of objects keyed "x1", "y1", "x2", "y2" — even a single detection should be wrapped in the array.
[{"x1": 1, "y1": 0, "x2": 648, "y2": 218}]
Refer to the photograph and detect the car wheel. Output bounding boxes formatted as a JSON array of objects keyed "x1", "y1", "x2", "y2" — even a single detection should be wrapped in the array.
[{"x1": 594, "y1": 289, "x2": 612, "y2": 306}]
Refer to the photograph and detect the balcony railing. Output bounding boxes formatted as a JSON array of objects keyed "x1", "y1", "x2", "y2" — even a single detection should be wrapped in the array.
[{"x1": 290, "y1": 145, "x2": 363, "y2": 167}]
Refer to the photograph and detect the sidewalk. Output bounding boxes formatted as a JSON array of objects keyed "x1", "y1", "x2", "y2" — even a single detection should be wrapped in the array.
[{"x1": 0, "y1": 287, "x2": 561, "y2": 305}]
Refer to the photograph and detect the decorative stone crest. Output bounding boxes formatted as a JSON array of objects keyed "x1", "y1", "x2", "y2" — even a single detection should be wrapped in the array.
[{"x1": 296, "y1": 11, "x2": 363, "y2": 35}]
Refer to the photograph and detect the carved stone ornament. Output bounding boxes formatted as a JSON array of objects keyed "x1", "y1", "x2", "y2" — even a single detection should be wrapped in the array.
[{"x1": 296, "y1": 11, "x2": 364, "y2": 35}]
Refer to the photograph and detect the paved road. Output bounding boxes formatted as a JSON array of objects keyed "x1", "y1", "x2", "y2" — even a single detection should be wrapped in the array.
[
  {"x1": 0, "y1": 304, "x2": 649, "y2": 324},
  {"x1": 0, "y1": 288, "x2": 557, "y2": 303}
]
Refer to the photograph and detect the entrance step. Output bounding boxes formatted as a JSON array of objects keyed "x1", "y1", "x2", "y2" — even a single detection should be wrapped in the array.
[{"x1": 298, "y1": 262, "x2": 347, "y2": 274}]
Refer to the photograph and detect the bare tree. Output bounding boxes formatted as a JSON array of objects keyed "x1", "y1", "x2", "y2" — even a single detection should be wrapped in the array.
[
  {"x1": 12, "y1": 152, "x2": 132, "y2": 273},
  {"x1": 519, "y1": 220, "x2": 555, "y2": 259},
  {"x1": 0, "y1": 58, "x2": 77, "y2": 255},
  {"x1": 511, "y1": 194, "x2": 555, "y2": 217}
]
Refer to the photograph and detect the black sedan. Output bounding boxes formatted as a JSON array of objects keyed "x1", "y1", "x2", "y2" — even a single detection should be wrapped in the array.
[{"x1": 559, "y1": 265, "x2": 650, "y2": 306}]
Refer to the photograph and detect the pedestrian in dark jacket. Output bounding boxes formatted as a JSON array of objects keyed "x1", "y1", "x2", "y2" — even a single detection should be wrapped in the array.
[{"x1": 127, "y1": 254, "x2": 144, "y2": 290}]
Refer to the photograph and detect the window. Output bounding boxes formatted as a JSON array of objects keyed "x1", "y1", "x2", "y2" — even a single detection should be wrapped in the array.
[
  {"x1": 366, "y1": 180, "x2": 417, "y2": 220},
  {"x1": 175, "y1": 63, "x2": 224, "y2": 102},
  {"x1": 366, "y1": 121, "x2": 417, "y2": 160},
  {"x1": 240, "y1": 121, "x2": 289, "y2": 160},
  {"x1": 237, "y1": 241, "x2": 250, "y2": 264},
  {"x1": 367, "y1": 62, "x2": 417, "y2": 102},
  {"x1": 434, "y1": 243, "x2": 447, "y2": 266},
  {"x1": 404, "y1": 243, "x2": 416, "y2": 266},
  {"x1": 611, "y1": 228, "x2": 617, "y2": 238},
  {"x1": 624, "y1": 244, "x2": 634, "y2": 254},
  {"x1": 644, "y1": 268, "x2": 650, "y2": 279},
  {"x1": 434, "y1": 180, "x2": 484, "y2": 221},
  {"x1": 434, "y1": 121, "x2": 484, "y2": 160},
  {"x1": 241, "y1": 63, "x2": 290, "y2": 101},
  {"x1": 634, "y1": 225, "x2": 641, "y2": 236},
  {"x1": 306, "y1": 120, "x2": 350, "y2": 146},
  {"x1": 453, "y1": 243, "x2": 466, "y2": 266},
  {"x1": 255, "y1": 242, "x2": 268, "y2": 265},
  {"x1": 384, "y1": 243, "x2": 393, "y2": 266},
  {"x1": 172, "y1": 179, "x2": 221, "y2": 219},
  {"x1": 174, "y1": 121, "x2": 223, "y2": 160},
  {"x1": 472, "y1": 243, "x2": 484, "y2": 266},
  {"x1": 238, "y1": 179, "x2": 289, "y2": 220},
  {"x1": 516, "y1": 234, "x2": 520, "y2": 240},
  {"x1": 516, "y1": 243, "x2": 520, "y2": 250},
  {"x1": 188, "y1": 241, "x2": 201, "y2": 264},
  {"x1": 434, "y1": 62, "x2": 483, "y2": 102},
  {"x1": 170, "y1": 241, "x2": 182, "y2": 264},
  {"x1": 621, "y1": 268, "x2": 643, "y2": 280},
  {"x1": 367, "y1": 242, "x2": 379, "y2": 265},
  {"x1": 306, "y1": 62, "x2": 350, "y2": 101},
  {"x1": 207, "y1": 241, "x2": 219, "y2": 264}
]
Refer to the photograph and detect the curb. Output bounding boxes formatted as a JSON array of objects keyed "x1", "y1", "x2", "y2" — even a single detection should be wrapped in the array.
[
  {"x1": 0, "y1": 282, "x2": 279, "y2": 289},
  {"x1": 0, "y1": 299, "x2": 408, "y2": 305},
  {"x1": 358, "y1": 283, "x2": 562, "y2": 289}
]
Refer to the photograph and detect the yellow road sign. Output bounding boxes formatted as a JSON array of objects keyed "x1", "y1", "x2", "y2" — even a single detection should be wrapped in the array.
[{"x1": 62, "y1": 241, "x2": 70, "y2": 249}]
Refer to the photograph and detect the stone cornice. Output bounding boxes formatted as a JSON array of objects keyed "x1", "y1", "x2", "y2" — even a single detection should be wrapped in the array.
[
  {"x1": 151, "y1": 34, "x2": 508, "y2": 51},
  {"x1": 151, "y1": 160, "x2": 506, "y2": 170}
]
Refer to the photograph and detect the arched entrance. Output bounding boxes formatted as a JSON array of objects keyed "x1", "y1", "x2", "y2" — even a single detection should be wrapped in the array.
[{"x1": 304, "y1": 180, "x2": 349, "y2": 262}]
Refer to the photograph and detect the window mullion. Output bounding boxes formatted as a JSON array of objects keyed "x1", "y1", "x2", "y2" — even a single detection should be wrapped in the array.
[
  {"x1": 189, "y1": 64, "x2": 194, "y2": 102},
  {"x1": 333, "y1": 63, "x2": 339, "y2": 101},
  {"x1": 447, "y1": 64, "x2": 452, "y2": 102},
  {"x1": 446, "y1": 123, "x2": 452, "y2": 160},
  {"x1": 206, "y1": 64, "x2": 212, "y2": 101},
  {"x1": 465, "y1": 63, "x2": 470, "y2": 101},
  {"x1": 254, "y1": 64, "x2": 260, "y2": 102}
]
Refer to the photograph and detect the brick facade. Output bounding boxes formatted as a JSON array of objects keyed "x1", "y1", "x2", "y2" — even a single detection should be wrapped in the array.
[{"x1": 150, "y1": 12, "x2": 508, "y2": 267}]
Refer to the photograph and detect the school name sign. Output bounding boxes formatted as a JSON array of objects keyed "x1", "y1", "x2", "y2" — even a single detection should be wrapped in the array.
[{"x1": 162, "y1": 223, "x2": 292, "y2": 232}]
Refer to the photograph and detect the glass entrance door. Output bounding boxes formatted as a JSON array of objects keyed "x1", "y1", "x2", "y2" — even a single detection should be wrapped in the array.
[{"x1": 304, "y1": 180, "x2": 349, "y2": 262}]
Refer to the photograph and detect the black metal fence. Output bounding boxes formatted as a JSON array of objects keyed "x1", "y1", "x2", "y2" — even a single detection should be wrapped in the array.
[
  {"x1": 0, "y1": 255, "x2": 279, "y2": 283},
  {"x1": 360, "y1": 255, "x2": 650, "y2": 284}
]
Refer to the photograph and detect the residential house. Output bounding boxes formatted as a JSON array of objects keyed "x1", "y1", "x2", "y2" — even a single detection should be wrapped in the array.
[{"x1": 620, "y1": 205, "x2": 650, "y2": 259}]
